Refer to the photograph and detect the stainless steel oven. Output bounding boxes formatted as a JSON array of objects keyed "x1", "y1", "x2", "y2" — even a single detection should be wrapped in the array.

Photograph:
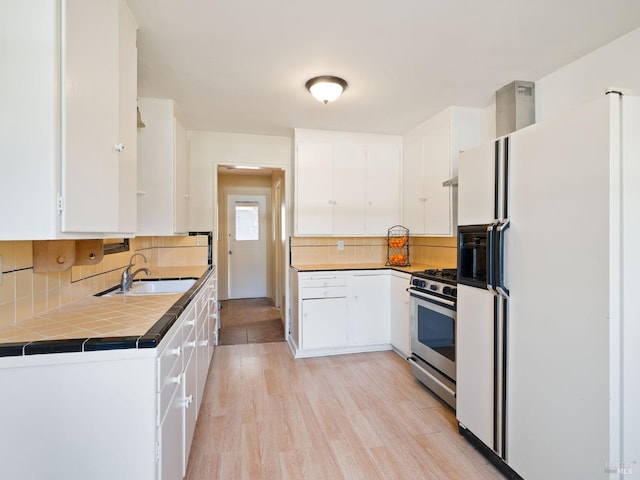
[{"x1": 408, "y1": 269, "x2": 457, "y2": 409}]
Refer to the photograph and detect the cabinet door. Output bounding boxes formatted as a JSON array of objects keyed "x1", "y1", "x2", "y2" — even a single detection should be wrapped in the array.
[
  {"x1": 290, "y1": 269, "x2": 300, "y2": 346},
  {"x1": 296, "y1": 142, "x2": 333, "y2": 234},
  {"x1": 301, "y1": 297, "x2": 348, "y2": 349},
  {"x1": 457, "y1": 140, "x2": 497, "y2": 226},
  {"x1": 350, "y1": 275, "x2": 390, "y2": 345},
  {"x1": 422, "y1": 122, "x2": 452, "y2": 235},
  {"x1": 389, "y1": 273, "x2": 411, "y2": 356},
  {"x1": 456, "y1": 284, "x2": 495, "y2": 451},
  {"x1": 117, "y1": 0, "x2": 138, "y2": 233},
  {"x1": 365, "y1": 143, "x2": 401, "y2": 234},
  {"x1": 160, "y1": 388, "x2": 183, "y2": 480},
  {"x1": 402, "y1": 131, "x2": 426, "y2": 234},
  {"x1": 174, "y1": 116, "x2": 189, "y2": 233},
  {"x1": 62, "y1": 0, "x2": 120, "y2": 232},
  {"x1": 182, "y1": 353, "x2": 197, "y2": 476},
  {"x1": 332, "y1": 143, "x2": 365, "y2": 234},
  {"x1": 137, "y1": 98, "x2": 175, "y2": 235},
  {"x1": 196, "y1": 323, "x2": 209, "y2": 414}
]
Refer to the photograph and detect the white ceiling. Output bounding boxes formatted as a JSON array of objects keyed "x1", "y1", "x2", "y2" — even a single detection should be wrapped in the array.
[{"x1": 127, "y1": 0, "x2": 640, "y2": 137}]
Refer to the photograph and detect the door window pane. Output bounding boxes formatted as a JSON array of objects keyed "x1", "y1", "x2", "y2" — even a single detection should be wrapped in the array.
[{"x1": 235, "y1": 201, "x2": 259, "y2": 240}]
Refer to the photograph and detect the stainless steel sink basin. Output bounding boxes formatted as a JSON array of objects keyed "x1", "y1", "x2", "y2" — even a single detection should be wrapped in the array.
[{"x1": 100, "y1": 279, "x2": 197, "y2": 296}]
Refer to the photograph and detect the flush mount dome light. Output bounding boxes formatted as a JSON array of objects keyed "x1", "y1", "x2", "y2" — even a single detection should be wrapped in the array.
[{"x1": 305, "y1": 76, "x2": 348, "y2": 104}]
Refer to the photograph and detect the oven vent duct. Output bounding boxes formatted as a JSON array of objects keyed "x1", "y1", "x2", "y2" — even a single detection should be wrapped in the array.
[{"x1": 496, "y1": 80, "x2": 535, "y2": 137}]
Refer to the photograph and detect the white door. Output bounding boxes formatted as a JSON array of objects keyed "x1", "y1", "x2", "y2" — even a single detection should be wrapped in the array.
[{"x1": 227, "y1": 194, "x2": 267, "y2": 299}]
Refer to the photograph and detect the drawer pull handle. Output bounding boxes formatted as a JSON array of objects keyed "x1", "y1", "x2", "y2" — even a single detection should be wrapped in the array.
[
  {"x1": 183, "y1": 394, "x2": 194, "y2": 408},
  {"x1": 167, "y1": 375, "x2": 181, "y2": 385},
  {"x1": 168, "y1": 347, "x2": 181, "y2": 357},
  {"x1": 198, "y1": 340, "x2": 209, "y2": 347},
  {"x1": 186, "y1": 340, "x2": 197, "y2": 348},
  {"x1": 185, "y1": 319, "x2": 196, "y2": 327}
]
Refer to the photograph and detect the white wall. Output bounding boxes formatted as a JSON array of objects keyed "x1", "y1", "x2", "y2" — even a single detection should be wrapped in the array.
[
  {"x1": 188, "y1": 131, "x2": 292, "y2": 232},
  {"x1": 479, "y1": 27, "x2": 640, "y2": 141},
  {"x1": 535, "y1": 28, "x2": 640, "y2": 122}
]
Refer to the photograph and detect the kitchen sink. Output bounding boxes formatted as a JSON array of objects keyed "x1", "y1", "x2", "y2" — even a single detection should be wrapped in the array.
[{"x1": 98, "y1": 278, "x2": 197, "y2": 296}]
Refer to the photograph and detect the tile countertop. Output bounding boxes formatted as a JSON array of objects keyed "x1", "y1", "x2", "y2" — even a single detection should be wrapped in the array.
[
  {"x1": 0, "y1": 265, "x2": 211, "y2": 358},
  {"x1": 291, "y1": 263, "x2": 444, "y2": 274}
]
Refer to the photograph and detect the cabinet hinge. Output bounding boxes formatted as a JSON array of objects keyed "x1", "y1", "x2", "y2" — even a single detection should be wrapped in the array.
[
  {"x1": 155, "y1": 440, "x2": 160, "y2": 463},
  {"x1": 57, "y1": 194, "x2": 64, "y2": 214}
]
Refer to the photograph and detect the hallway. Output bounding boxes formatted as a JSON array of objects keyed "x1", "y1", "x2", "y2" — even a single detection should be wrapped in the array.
[{"x1": 218, "y1": 298, "x2": 285, "y2": 345}]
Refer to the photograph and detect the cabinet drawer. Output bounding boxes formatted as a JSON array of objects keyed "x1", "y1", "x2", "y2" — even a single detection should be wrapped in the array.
[
  {"x1": 300, "y1": 277, "x2": 347, "y2": 288},
  {"x1": 158, "y1": 355, "x2": 182, "y2": 425},
  {"x1": 157, "y1": 326, "x2": 183, "y2": 391},
  {"x1": 300, "y1": 286, "x2": 347, "y2": 299},
  {"x1": 182, "y1": 305, "x2": 196, "y2": 342},
  {"x1": 195, "y1": 290, "x2": 208, "y2": 332},
  {"x1": 196, "y1": 286, "x2": 208, "y2": 313},
  {"x1": 183, "y1": 318, "x2": 197, "y2": 366}
]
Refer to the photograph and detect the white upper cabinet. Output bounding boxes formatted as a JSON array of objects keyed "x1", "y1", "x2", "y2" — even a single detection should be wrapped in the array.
[
  {"x1": 0, "y1": 0, "x2": 137, "y2": 240},
  {"x1": 117, "y1": 1, "x2": 139, "y2": 234},
  {"x1": 137, "y1": 98, "x2": 190, "y2": 235},
  {"x1": 295, "y1": 141, "x2": 334, "y2": 234},
  {"x1": 365, "y1": 143, "x2": 402, "y2": 234},
  {"x1": 294, "y1": 129, "x2": 402, "y2": 236},
  {"x1": 402, "y1": 107, "x2": 482, "y2": 236}
]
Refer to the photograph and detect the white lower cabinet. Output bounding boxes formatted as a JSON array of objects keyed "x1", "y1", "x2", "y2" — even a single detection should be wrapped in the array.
[
  {"x1": 160, "y1": 389, "x2": 184, "y2": 480},
  {"x1": 389, "y1": 271, "x2": 411, "y2": 357},
  {"x1": 0, "y1": 272, "x2": 217, "y2": 480},
  {"x1": 291, "y1": 269, "x2": 406, "y2": 357},
  {"x1": 349, "y1": 274, "x2": 390, "y2": 346},
  {"x1": 302, "y1": 297, "x2": 348, "y2": 349}
]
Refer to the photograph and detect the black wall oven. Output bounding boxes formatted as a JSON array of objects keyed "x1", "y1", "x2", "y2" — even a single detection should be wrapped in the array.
[
  {"x1": 457, "y1": 225, "x2": 490, "y2": 288},
  {"x1": 408, "y1": 269, "x2": 457, "y2": 409}
]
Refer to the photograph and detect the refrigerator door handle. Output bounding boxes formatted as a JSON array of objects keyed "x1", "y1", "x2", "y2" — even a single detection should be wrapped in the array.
[
  {"x1": 496, "y1": 219, "x2": 510, "y2": 298},
  {"x1": 487, "y1": 222, "x2": 498, "y2": 295}
]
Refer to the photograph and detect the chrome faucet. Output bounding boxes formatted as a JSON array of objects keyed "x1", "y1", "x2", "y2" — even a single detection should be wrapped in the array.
[{"x1": 121, "y1": 253, "x2": 151, "y2": 292}]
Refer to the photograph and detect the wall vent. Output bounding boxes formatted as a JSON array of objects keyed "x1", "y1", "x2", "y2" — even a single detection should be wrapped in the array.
[{"x1": 496, "y1": 80, "x2": 535, "y2": 136}]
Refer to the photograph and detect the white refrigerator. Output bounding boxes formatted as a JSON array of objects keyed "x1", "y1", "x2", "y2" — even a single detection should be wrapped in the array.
[{"x1": 456, "y1": 92, "x2": 640, "y2": 479}]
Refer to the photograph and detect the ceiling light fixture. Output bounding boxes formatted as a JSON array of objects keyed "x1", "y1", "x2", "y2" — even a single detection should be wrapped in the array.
[{"x1": 305, "y1": 76, "x2": 348, "y2": 104}]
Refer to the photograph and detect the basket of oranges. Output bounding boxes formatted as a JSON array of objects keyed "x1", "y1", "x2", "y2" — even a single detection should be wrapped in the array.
[{"x1": 386, "y1": 225, "x2": 410, "y2": 266}]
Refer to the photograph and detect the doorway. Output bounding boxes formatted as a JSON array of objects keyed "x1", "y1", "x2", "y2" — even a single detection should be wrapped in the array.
[
  {"x1": 216, "y1": 166, "x2": 287, "y2": 345},
  {"x1": 226, "y1": 194, "x2": 267, "y2": 299}
]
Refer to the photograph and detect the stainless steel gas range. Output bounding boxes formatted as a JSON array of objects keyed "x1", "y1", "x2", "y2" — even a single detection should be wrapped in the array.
[{"x1": 407, "y1": 268, "x2": 457, "y2": 409}]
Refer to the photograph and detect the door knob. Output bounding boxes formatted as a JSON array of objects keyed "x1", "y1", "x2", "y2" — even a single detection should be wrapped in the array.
[{"x1": 228, "y1": 250, "x2": 232, "y2": 255}]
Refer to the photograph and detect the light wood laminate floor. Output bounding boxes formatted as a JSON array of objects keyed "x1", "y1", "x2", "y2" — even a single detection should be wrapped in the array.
[{"x1": 185, "y1": 343, "x2": 505, "y2": 479}]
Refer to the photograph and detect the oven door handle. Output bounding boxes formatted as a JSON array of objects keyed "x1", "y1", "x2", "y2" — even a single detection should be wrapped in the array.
[{"x1": 408, "y1": 289, "x2": 456, "y2": 308}]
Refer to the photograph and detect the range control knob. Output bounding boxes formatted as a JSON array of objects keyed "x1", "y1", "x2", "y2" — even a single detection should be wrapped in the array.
[
  {"x1": 451, "y1": 288, "x2": 458, "y2": 297},
  {"x1": 430, "y1": 284, "x2": 438, "y2": 291},
  {"x1": 442, "y1": 286, "x2": 452, "y2": 295}
]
